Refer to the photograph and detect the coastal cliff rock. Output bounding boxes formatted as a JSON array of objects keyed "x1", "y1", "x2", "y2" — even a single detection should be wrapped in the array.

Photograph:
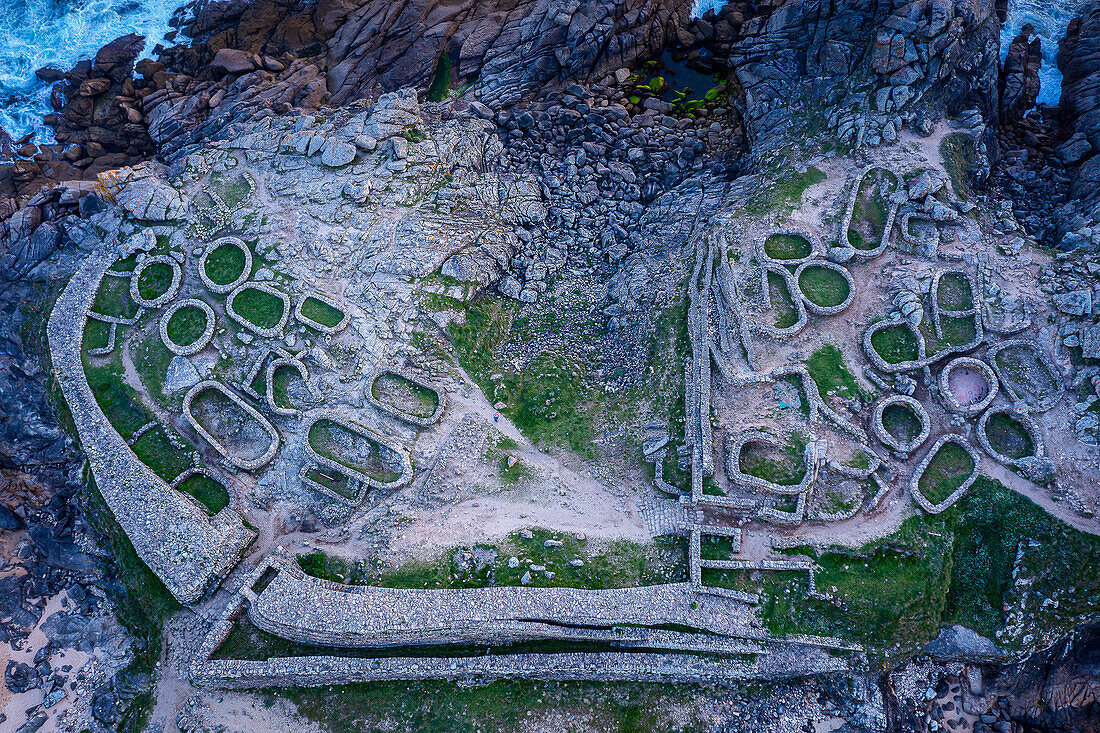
[{"x1": 1056, "y1": 0, "x2": 1100, "y2": 234}]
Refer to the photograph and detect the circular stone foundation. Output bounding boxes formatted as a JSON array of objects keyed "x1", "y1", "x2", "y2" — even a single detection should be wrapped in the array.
[
  {"x1": 871, "y1": 394, "x2": 930, "y2": 454},
  {"x1": 198, "y1": 236, "x2": 252, "y2": 294},
  {"x1": 976, "y1": 407, "x2": 1041, "y2": 466},
  {"x1": 938, "y1": 357, "x2": 998, "y2": 417},
  {"x1": 794, "y1": 260, "x2": 854, "y2": 315},
  {"x1": 160, "y1": 298, "x2": 216, "y2": 356},
  {"x1": 226, "y1": 282, "x2": 291, "y2": 337},
  {"x1": 130, "y1": 255, "x2": 182, "y2": 308}
]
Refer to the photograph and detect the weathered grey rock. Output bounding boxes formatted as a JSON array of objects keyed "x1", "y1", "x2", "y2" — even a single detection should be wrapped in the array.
[
  {"x1": 321, "y1": 141, "x2": 357, "y2": 168},
  {"x1": 925, "y1": 625, "x2": 1003, "y2": 662},
  {"x1": 1054, "y1": 289, "x2": 1092, "y2": 316},
  {"x1": 165, "y1": 356, "x2": 202, "y2": 394},
  {"x1": 210, "y1": 48, "x2": 256, "y2": 77}
]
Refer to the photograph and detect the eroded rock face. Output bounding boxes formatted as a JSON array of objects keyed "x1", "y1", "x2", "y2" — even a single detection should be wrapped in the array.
[
  {"x1": 1000, "y1": 25, "x2": 1042, "y2": 120},
  {"x1": 1058, "y1": 0, "x2": 1100, "y2": 224}
]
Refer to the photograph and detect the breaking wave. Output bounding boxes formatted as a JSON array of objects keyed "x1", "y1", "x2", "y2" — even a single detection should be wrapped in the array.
[{"x1": 0, "y1": 0, "x2": 187, "y2": 143}]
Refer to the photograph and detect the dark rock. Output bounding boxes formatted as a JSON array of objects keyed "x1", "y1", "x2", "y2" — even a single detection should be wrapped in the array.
[
  {"x1": 5, "y1": 661, "x2": 40, "y2": 693},
  {"x1": 1000, "y1": 24, "x2": 1042, "y2": 119},
  {"x1": 210, "y1": 48, "x2": 256, "y2": 77},
  {"x1": 925, "y1": 625, "x2": 1004, "y2": 663},
  {"x1": 34, "y1": 66, "x2": 66, "y2": 83},
  {"x1": 0, "y1": 503, "x2": 23, "y2": 531}
]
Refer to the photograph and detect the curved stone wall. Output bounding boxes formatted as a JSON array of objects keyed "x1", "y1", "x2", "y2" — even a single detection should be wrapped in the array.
[
  {"x1": 862, "y1": 319, "x2": 927, "y2": 373},
  {"x1": 987, "y1": 340, "x2": 1064, "y2": 413},
  {"x1": 975, "y1": 407, "x2": 1044, "y2": 468},
  {"x1": 751, "y1": 265, "x2": 808, "y2": 338},
  {"x1": 366, "y1": 370, "x2": 447, "y2": 427},
  {"x1": 757, "y1": 227, "x2": 821, "y2": 267},
  {"x1": 184, "y1": 380, "x2": 281, "y2": 471},
  {"x1": 294, "y1": 292, "x2": 350, "y2": 335},
  {"x1": 793, "y1": 260, "x2": 855, "y2": 316},
  {"x1": 226, "y1": 282, "x2": 292, "y2": 338},
  {"x1": 160, "y1": 298, "x2": 216, "y2": 356},
  {"x1": 871, "y1": 394, "x2": 930, "y2": 454},
  {"x1": 839, "y1": 166, "x2": 901, "y2": 259},
  {"x1": 303, "y1": 411, "x2": 413, "y2": 491},
  {"x1": 48, "y1": 245, "x2": 253, "y2": 604},
  {"x1": 937, "y1": 357, "x2": 999, "y2": 417},
  {"x1": 198, "y1": 236, "x2": 252, "y2": 294},
  {"x1": 130, "y1": 254, "x2": 183, "y2": 309},
  {"x1": 908, "y1": 435, "x2": 982, "y2": 514},
  {"x1": 725, "y1": 430, "x2": 813, "y2": 496}
]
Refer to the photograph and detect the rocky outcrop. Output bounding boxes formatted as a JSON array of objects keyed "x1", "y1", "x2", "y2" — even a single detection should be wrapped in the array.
[
  {"x1": 1056, "y1": 0, "x2": 1100, "y2": 235},
  {"x1": 692, "y1": 0, "x2": 1002, "y2": 150},
  {"x1": 999, "y1": 24, "x2": 1042, "y2": 119}
]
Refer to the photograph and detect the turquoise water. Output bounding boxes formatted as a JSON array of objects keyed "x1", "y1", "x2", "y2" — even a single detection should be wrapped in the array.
[
  {"x1": 1001, "y1": 0, "x2": 1087, "y2": 105},
  {"x1": 0, "y1": 0, "x2": 187, "y2": 143}
]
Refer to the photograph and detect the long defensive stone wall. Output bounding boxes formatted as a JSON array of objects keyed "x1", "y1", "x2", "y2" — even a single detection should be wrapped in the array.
[
  {"x1": 49, "y1": 243, "x2": 254, "y2": 604},
  {"x1": 242, "y1": 551, "x2": 761, "y2": 649}
]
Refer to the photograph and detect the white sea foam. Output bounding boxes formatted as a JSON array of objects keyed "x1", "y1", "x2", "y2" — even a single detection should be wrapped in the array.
[{"x1": 0, "y1": 0, "x2": 188, "y2": 143}]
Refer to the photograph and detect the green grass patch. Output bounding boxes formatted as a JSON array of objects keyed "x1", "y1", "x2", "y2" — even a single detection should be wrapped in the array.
[
  {"x1": 763, "y1": 233, "x2": 811, "y2": 260},
  {"x1": 767, "y1": 271, "x2": 798, "y2": 329},
  {"x1": 704, "y1": 477, "x2": 1100, "y2": 662},
  {"x1": 303, "y1": 465, "x2": 358, "y2": 499},
  {"x1": 165, "y1": 304, "x2": 207, "y2": 347},
  {"x1": 210, "y1": 172, "x2": 252, "y2": 208},
  {"x1": 882, "y1": 403, "x2": 922, "y2": 444},
  {"x1": 233, "y1": 286, "x2": 286, "y2": 330},
  {"x1": 805, "y1": 344, "x2": 865, "y2": 400},
  {"x1": 82, "y1": 357, "x2": 151, "y2": 440},
  {"x1": 137, "y1": 262, "x2": 174, "y2": 301},
  {"x1": 175, "y1": 473, "x2": 230, "y2": 514},
  {"x1": 984, "y1": 413, "x2": 1034, "y2": 460},
  {"x1": 426, "y1": 51, "x2": 452, "y2": 102},
  {"x1": 135, "y1": 328, "x2": 175, "y2": 408},
  {"x1": 82, "y1": 318, "x2": 112, "y2": 351},
  {"x1": 918, "y1": 441, "x2": 974, "y2": 504},
  {"x1": 92, "y1": 273, "x2": 140, "y2": 319},
  {"x1": 870, "y1": 324, "x2": 920, "y2": 364},
  {"x1": 299, "y1": 296, "x2": 344, "y2": 328},
  {"x1": 737, "y1": 434, "x2": 806, "y2": 486},
  {"x1": 308, "y1": 419, "x2": 402, "y2": 484},
  {"x1": 936, "y1": 272, "x2": 973, "y2": 311},
  {"x1": 745, "y1": 166, "x2": 827, "y2": 216},
  {"x1": 797, "y1": 266, "x2": 849, "y2": 308},
  {"x1": 131, "y1": 427, "x2": 194, "y2": 484},
  {"x1": 204, "y1": 242, "x2": 247, "y2": 286},
  {"x1": 941, "y1": 132, "x2": 982, "y2": 200},
  {"x1": 372, "y1": 373, "x2": 439, "y2": 419}
]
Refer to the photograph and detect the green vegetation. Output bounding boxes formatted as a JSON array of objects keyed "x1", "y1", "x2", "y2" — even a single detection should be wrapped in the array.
[
  {"x1": 984, "y1": 413, "x2": 1034, "y2": 460},
  {"x1": 261, "y1": 677, "x2": 709, "y2": 732},
  {"x1": 271, "y1": 364, "x2": 301, "y2": 410},
  {"x1": 210, "y1": 172, "x2": 252, "y2": 208},
  {"x1": 763, "y1": 233, "x2": 811, "y2": 260},
  {"x1": 83, "y1": 318, "x2": 112, "y2": 351},
  {"x1": 92, "y1": 273, "x2": 140, "y2": 319},
  {"x1": 135, "y1": 329, "x2": 176, "y2": 408},
  {"x1": 941, "y1": 132, "x2": 982, "y2": 200},
  {"x1": 737, "y1": 435, "x2": 806, "y2": 486},
  {"x1": 372, "y1": 372, "x2": 439, "y2": 419},
  {"x1": 767, "y1": 271, "x2": 799, "y2": 329},
  {"x1": 936, "y1": 272, "x2": 973, "y2": 311},
  {"x1": 204, "y1": 242, "x2": 247, "y2": 286},
  {"x1": 297, "y1": 530, "x2": 686, "y2": 591},
  {"x1": 700, "y1": 535, "x2": 739, "y2": 561},
  {"x1": 797, "y1": 265, "x2": 850, "y2": 308},
  {"x1": 917, "y1": 441, "x2": 974, "y2": 504},
  {"x1": 923, "y1": 315, "x2": 977, "y2": 354},
  {"x1": 137, "y1": 262, "x2": 174, "y2": 301},
  {"x1": 426, "y1": 52, "x2": 452, "y2": 102},
  {"x1": 308, "y1": 419, "x2": 402, "y2": 484},
  {"x1": 165, "y1": 304, "x2": 207, "y2": 346},
  {"x1": 131, "y1": 427, "x2": 193, "y2": 484},
  {"x1": 882, "y1": 403, "x2": 922, "y2": 444},
  {"x1": 995, "y1": 347, "x2": 1060, "y2": 408},
  {"x1": 174, "y1": 473, "x2": 230, "y2": 514},
  {"x1": 303, "y1": 466, "x2": 358, "y2": 499},
  {"x1": 746, "y1": 165, "x2": 827, "y2": 216},
  {"x1": 233, "y1": 286, "x2": 286, "y2": 330},
  {"x1": 83, "y1": 357, "x2": 151, "y2": 440},
  {"x1": 870, "y1": 324, "x2": 920, "y2": 364},
  {"x1": 805, "y1": 344, "x2": 865, "y2": 401},
  {"x1": 299, "y1": 296, "x2": 345, "y2": 328},
  {"x1": 705, "y1": 478, "x2": 1100, "y2": 663},
  {"x1": 847, "y1": 169, "x2": 893, "y2": 249},
  {"x1": 497, "y1": 453, "x2": 530, "y2": 484}
]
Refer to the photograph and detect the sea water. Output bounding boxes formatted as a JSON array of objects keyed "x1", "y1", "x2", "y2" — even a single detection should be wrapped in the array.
[{"x1": 0, "y1": 0, "x2": 187, "y2": 143}]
